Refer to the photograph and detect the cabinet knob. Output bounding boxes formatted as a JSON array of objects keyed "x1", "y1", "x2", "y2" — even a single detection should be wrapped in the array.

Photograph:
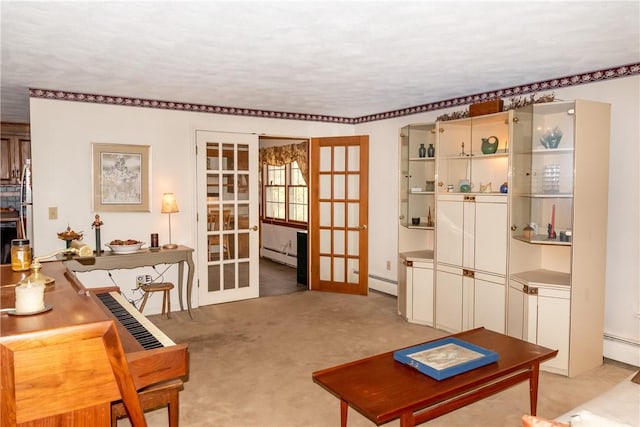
[
  {"x1": 511, "y1": 225, "x2": 517, "y2": 231},
  {"x1": 513, "y1": 116, "x2": 520, "y2": 123}
]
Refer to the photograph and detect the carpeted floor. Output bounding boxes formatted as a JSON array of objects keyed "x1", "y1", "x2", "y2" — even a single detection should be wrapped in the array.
[
  {"x1": 259, "y1": 258, "x2": 306, "y2": 297},
  {"x1": 121, "y1": 290, "x2": 636, "y2": 427}
]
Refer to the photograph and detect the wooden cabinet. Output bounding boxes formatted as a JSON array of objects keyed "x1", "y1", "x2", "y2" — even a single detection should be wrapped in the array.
[
  {"x1": 508, "y1": 100, "x2": 610, "y2": 377},
  {"x1": 1, "y1": 123, "x2": 30, "y2": 183},
  {"x1": 398, "y1": 252, "x2": 434, "y2": 326}
]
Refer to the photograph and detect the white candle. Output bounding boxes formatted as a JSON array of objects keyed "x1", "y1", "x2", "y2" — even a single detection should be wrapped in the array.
[{"x1": 15, "y1": 281, "x2": 45, "y2": 314}]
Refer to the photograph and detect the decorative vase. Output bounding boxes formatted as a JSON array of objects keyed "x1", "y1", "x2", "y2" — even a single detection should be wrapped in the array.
[
  {"x1": 418, "y1": 144, "x2": 426, "y2": 158},
  {"x1": 500, "y1": 182, "x2": 508, "y2": 193},
  {"x1": 427, "y1": 143, "x2": 435, "y2": 157},
  {"x1": 481, "y1": 136, "x2": 499, "y2": 154}
]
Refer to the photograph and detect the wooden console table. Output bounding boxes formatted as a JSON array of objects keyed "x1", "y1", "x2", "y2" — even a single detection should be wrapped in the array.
[
  {"x1": 313, "y1": 327, "x2": 558, "y2": 427},
  {"x1": 63, "y1": 245, "x2": 194, "y2": 318}
]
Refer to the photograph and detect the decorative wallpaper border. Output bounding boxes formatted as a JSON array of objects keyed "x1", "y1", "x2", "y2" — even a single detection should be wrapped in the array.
[{"x1": 30, "y1": 63, "x2": 639, "y2": 124}]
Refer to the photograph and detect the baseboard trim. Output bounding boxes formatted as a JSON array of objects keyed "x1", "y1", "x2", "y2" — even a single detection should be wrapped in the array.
[
  {"x1": 368, "y1": 274, "x2": 397, "y2": 296},
  {"x1": 603, "y1": 333, "x2": 640, "y2": 367},
  {"x1": 261, "y1": 248, "x2": 297, "y2": 268}
]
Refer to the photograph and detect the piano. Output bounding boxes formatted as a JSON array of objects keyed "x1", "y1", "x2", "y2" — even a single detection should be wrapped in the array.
[{"x1": 0, "y1": 260, "x2": 188, "y2": 395}]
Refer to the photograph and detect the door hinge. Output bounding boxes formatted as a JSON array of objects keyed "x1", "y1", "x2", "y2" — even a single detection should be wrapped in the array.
[
  {"x1": 464, "y1": 195, "x2": 476, "y2": 202},
  {"x1": 463, "y1": 269, "x2": 475, "y2": 278},
  {"x1": 523, "y1": 285, "x2": 538, "y2": 295}
]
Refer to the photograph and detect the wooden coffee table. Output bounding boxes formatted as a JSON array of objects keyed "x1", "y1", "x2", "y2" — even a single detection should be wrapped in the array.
[{"x1": 312, "y1": 327, "x2": 557, "y2": 427}]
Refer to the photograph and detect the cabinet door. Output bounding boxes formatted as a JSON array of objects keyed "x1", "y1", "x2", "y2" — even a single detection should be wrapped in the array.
[
  {"x1": 537, "y1": 292, "x2": 570, "y2": 374},
  {"x1": 397, "y1": 257, "x2": 408, "y2": 318},
  {"x1": 411, "y1": 263, "x2": 434, "y2": 326},
  {"x1": 0, "y1": 137, "x2": 10, "y2": 181},
  {"x1": 473, "y1": 273, "x2": 505, "y2": 333},
  {"x1": 475, "y1": 199, "x2": 507, "y2": 275},
  {"x1": 435, "y1": 267, "x2": 462, "y2": 332},
  {"x1": 462, "y1": 199, "x2": 475, "y2": 269},
  {"x1": 436, "y1": 197, "x2": 462, "y2": 266},
  {"x1": 507, "y1": 280, "x2": 525, "y2": 339}
]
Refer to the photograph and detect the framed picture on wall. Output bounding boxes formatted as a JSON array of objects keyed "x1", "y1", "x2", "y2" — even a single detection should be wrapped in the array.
[{"x1": 92, "y1": 143, "x2": 151, "y2": 212}]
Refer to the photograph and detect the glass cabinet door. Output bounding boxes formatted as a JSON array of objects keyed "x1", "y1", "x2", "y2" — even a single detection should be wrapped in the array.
[
  {"x1": 437, "y1": 112, "x2": 510, "y2": 194},
  {"x1": 511, "y1": 101, "x2": 575, "y2": 244},
  {"x1": 400, "y1": 124, "x2": 436, "y2": 229}
]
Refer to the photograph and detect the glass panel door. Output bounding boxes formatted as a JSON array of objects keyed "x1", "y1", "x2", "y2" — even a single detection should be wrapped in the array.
[
  {"x1": 310, "y1": 136, "x2": 369, "y2": 295},
  {"x1": 197, "y1": 131, "x2": 258, "y2": 305}
]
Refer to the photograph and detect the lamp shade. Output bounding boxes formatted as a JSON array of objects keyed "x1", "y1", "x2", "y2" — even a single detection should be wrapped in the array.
[{"x1": 161, "y1": 193, "x2": 179, "y2": 214}]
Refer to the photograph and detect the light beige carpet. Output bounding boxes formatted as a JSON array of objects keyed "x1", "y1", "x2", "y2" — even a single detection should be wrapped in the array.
[{"x1": 120, "y1": 290, "x2": 636, "y2": 427}]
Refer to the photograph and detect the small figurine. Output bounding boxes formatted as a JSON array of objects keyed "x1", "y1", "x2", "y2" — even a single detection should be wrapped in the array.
[{"x1": 91, "y1": 214, "x2": 103, "y2": 254}]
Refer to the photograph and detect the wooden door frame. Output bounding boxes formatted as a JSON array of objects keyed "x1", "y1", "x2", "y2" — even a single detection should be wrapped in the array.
[{"x1": 309, "y1": 135, "x2": 369, "y2": 295}]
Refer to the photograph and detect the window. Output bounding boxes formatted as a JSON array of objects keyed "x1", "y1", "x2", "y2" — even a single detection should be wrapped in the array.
[{"x1": 263, "y1": 161, "x2": 307, "y2": 224}]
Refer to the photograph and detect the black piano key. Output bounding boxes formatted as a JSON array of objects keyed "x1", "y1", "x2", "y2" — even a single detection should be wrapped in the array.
[{"x1": 96, "y1": 293, "x2": 164, "y2": 350}]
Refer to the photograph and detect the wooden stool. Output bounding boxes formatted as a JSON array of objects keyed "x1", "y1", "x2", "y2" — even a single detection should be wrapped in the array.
[
  {"x1": 111, "y1": 378, "x2": 184, "y2": 427},
  {"x1": 139, "y1": 282, "x2": 174, "y2": 318}
]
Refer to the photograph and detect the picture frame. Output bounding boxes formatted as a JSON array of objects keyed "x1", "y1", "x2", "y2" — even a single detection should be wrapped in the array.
[
  {"x1": 92, "y1": 143, "x2": 150, "y2": 212},
  {"x1": 393, "y1": 337, "x2": 498, "y2": 381}
]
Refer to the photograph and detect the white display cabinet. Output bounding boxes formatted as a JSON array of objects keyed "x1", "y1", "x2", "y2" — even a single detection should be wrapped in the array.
[
  {"x1": 400, "y1": 124, "x2": 437, "y2": 229},
  {"x1": 398, "y1": 124, "x2": 436, "y2": 325},
  {"x1": 436, "y1": 111, "x2": 510, "y2": 195},
  {"x1": 434, "y1": 110, "x2": 511, "y2": 335},
  {"x1": 508, "y1": 100, "x2": 611, "y2": 377}
]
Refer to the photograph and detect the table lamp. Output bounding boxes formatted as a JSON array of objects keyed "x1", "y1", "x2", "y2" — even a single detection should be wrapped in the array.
[{"x1": 161, "y1": 193, "x2": 179, "y2": 249}]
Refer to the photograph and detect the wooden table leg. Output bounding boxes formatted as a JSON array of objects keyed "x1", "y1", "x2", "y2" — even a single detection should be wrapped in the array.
[
  {"x1": 400, "y1": 411, "x2": 416, "y2": 427},
  {"x1": 529, "y1": 363, "x2": 540, "y2": 415},
  {"x1": 340, "y1": 399, "x2": 348, "y2": 427}
]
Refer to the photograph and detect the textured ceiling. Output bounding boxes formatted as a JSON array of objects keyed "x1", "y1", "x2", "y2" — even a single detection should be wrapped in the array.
[{"x1": 1, "y1": 1, "x2": 639, "y2": 123}]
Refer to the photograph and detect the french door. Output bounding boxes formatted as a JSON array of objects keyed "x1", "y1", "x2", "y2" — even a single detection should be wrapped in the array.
[
  {"x1": 310, "y1": 136, "x2": 369, "y2": 295},
  {"x1": 196, "y1": 131, "x2": 259, "y2": 305}
]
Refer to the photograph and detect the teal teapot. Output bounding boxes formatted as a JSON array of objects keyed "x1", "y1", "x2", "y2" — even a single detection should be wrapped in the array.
[{"x1": 481, "y1": 136, "x2": 499, "y2": 154}]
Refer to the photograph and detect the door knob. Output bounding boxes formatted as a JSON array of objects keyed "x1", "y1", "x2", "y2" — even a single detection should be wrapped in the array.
[
  {"x1": 251, "y1": 225, "x2": 258, "y2": 231},
  {"x1": 359, "y1": 224, "x2": 367, "y2": 230}
]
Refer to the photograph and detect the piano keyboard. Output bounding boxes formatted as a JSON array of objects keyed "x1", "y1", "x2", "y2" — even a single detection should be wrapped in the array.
[{"x1": 97, "y1": 291, "x2": 175, "y2": 349}]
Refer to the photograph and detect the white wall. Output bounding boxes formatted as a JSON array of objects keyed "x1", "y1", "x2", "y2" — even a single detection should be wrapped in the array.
[
  {"x1": 30, "y1": 75, "x2": 639, "y2": 364},
  {"x1": 29, "y1": 98, "x2": 352, "y2": 314}
]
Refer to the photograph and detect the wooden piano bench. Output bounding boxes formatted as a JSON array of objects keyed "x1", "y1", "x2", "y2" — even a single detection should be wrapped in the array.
[
  {"x1": 111, "y1": 378, "x2": 184, "y2": 427},
  {"x1": 139, "y1": 282, "x2": 174, "y2": 318}
]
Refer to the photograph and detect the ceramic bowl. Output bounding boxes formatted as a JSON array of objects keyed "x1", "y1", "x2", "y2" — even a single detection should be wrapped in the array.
[{"x1": 105, "y1": 241, "x2": 145, "y2": 254}]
